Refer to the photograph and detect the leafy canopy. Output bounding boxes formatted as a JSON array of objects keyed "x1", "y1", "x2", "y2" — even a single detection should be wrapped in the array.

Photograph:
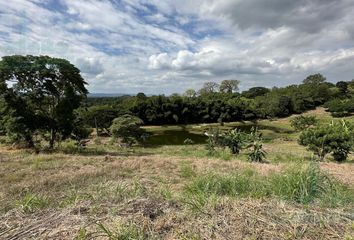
[
  {"x1": 0, "y1": 55, "x2": 87, "y2": 148},
  {"x1": 298, "y1": 120, "x2": 354, "y2": 162},
  {"x1": 110, "y1": 114, "x2": 146, "y2": 146}
]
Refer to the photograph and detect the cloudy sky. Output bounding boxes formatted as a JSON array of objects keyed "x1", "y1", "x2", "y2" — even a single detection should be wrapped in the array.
[{"x1": 1, "y1": 0, "x2": 354, "y2": 94}]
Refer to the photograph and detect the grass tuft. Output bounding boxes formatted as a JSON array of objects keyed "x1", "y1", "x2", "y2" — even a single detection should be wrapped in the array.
[
  {"x1": 184, "y1": 163, "x2": 354, "y2": 207},
  {"x1": 96, "y1": 222, "x2": 148, "y2": 240},
  {"x1": 16, "y1": 193, "x2": 50, "y2": 213}
]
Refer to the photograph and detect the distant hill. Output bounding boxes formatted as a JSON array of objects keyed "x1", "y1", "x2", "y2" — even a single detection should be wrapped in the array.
[{"x1": 88, "y1": 93, "x2": 131, "y2": 98}]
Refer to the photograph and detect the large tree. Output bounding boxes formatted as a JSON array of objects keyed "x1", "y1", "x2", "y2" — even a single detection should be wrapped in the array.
[
  {"x1": 0, "y1": 55, "x2": 88, "y2": 148},
  {"x1": 302, "y1": 73, "x2": 326, "y2": 85},
  {"x1": 198, "y1": 82, "x2": 219, "y2": 95},
  {"x1": 219, "y1": 80, "x2": 240, "y2": 93}
]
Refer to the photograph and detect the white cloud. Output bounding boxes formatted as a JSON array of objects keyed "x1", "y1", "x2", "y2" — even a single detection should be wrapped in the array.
[{"x1": 1, "y1": 0, "x2": 354, "y2": 94}]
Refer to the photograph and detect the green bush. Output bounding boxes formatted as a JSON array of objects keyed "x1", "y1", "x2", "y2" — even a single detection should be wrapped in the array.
[
  {"x1": 223, "y1": 129, "x2": 247, "y2": 154},
  {"x1": 247, "y1": 128, "x2": 267, "y2": 162},
  {"x1": 110, "y1": 115, "x2": 146, "y2": 146},
  {"x1": 298, "y1": 120, "x2": 354, "y2": 161},
  {"x1": 290, "y1": 115, "x2": 318, "y2": 131},
  {"x1": 324, "y1": 98, "x2": 354, "y2": 117}
]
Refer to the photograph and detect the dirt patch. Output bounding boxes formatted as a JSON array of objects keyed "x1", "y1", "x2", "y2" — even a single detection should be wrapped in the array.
[{"x1": 320, "y1": 162, "x2": 354, "y2": 186}]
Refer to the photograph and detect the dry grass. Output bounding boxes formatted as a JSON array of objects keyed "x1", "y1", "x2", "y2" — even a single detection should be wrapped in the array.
[
  {"x1": 0, "y1": 144, "x2": 353, "y2": 239},
  {"x1": 1, "y1": 198, "x2": 353, "y2": 239}
]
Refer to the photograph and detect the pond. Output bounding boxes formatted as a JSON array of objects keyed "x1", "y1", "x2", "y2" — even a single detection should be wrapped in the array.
[
  {"x1": 145, "y1": 123, "x2": 293, "y2": 146},
  {"x1": 146, "y1": 130, "x2": 207, "y2": 146}
]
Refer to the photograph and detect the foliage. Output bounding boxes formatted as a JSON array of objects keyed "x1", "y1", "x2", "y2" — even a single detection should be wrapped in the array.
[
  {"x1": 77, "y1": 105, "x2": 119, "y2": 136},
  {"x1": 219, "y1": 80, "x2": 240, "y2": 93},
  {"x1": 324, "y1": 98, "x2": 354, "y2": 117},
  {"x1": 110, "y1": 115, "x2": 146, "y2": 146},
  {"x1": 290, "y1": 115, "x2": 318, "y2": 131},
  {"x1": 223, "y1": 129, "x2": 247, "y2": 154},
  {"x1": 336, "y1": 81, "x2": 348, "y2": 94},
  {"x1": 198, "y1": 82, "x2": 220, "y2": 95},
  {"x1": 0, "y1": 55, "x2": 87, "y2": 148},
  {"x1": 302, "y1": 73, "x2": 326, "y2": 85},
  {"x1": 247, "y1": 128, "x2": 267, "y2": 162},
  {"x1": 82, "y1": 74, "x2": 354, "y2": 126},
  {"x1": 298, "y1": 120, "x2": 354, "y2": 161},
  {"x1": 241, "y1": 87, "x2": 270, "y2": 98}
]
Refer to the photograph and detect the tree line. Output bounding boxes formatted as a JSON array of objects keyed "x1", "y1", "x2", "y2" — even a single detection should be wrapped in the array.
[{"x1": 83, "y1": 75, "x2": 354, "y2": 129}]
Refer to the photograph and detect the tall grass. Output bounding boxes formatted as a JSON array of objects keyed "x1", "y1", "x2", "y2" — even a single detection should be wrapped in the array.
[{"x1": 184, "y1": 163, "x2": 354, "y2": 207}]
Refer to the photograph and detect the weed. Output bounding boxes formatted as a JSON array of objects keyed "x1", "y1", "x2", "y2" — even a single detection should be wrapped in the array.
[
  {"x1": 17, "y1": 193, "x2": 49, "y2": 213},
  {"x1": 97, "y1": 222, "x2": 147, "y2": 240},
  {"x1": 179, "y1": 161, "x2": 196, "y2": 178},
  {"x1": 158, "y1": 185, "x2": 173, "y2": 199}
]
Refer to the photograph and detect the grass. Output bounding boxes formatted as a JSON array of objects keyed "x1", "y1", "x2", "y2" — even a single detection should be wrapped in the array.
[
  {"x1": 96, "y1": 222, "x2": 148, "y2": 240},
  {"x1": 16, "y1": 193, "x2": 50, "y2": 213},
  {"x1": 179, "y1": 161, "x2": 197, "y2": 178},
  {"x1": 184, "y1": 163, "x2": 354, "y2": 207}
]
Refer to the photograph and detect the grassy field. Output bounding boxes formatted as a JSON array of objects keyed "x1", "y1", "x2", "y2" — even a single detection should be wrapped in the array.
[{"x1": 0, "y1": 108, "x2": 354, "y2": 239}]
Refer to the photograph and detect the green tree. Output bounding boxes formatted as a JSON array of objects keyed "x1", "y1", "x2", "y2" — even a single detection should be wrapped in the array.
[
  {"x1": 302, "y1": 73, "x2": 326, "y2": 85},
  {"x1": 242, "y1": 87, "x2": 270, "y2": 98},
  {"x1": 298, "y1": 120, "x2": 354, "y2": 162},
  {"x1": 183, "y1": 89, "x2": 197, "y2": 98},
  {"x1": 198, "y1": 82, "x2": 219, "y2": 95},
  {"x1": 336, "y1": 81, "x2": 348, "y2": 94},
  {"x1": 110, "y1": 115, "x2": 146, "y2": 146},
  {"x1": 78, "y1": 105, "x2": 119, "y2": 136},
  {"x1": 219, "y1": 80, "x2": 240, "y2": 93},
  {"x1": 0, "y1": 55, "x2": 87, "y2": 148}
]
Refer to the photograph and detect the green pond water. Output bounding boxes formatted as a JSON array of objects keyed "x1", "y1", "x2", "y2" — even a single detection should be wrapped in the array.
[{"x1": 146, "y1": 124, "x2": 292, "y2": 146}]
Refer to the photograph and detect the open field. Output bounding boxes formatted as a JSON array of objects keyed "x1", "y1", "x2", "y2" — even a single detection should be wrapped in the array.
[{"x1": 0, "y1": 108, "x2": 354, "y2": 239}]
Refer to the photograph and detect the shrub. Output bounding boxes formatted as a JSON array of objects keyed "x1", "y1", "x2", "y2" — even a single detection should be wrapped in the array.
[
  {"x1": 247, "y1": 128, "x2": 267, "y2": 162},
  {"x1": 324, "y1": 98, "x2": 354, "y2": 117},
  {"x1": 110, "y1": 115, "x2": 146, "y2": 146},
  {"x1": 223, "y1": 129, "x2": 247, "y2": 154},
  {"x1": 290, "y1": 115, "x2": 318, "y2": 131},
  {"x1": 205, "y1": 128, "x2": 224, "y2": 154},
  {"x1": 298, "y1": 120, "x2": 354, "y2": 161}
]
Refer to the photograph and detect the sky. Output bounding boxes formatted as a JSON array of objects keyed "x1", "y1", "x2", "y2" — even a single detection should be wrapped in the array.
[{"x1": 1, "y1": 0, "x2": 354, "y2": 94}]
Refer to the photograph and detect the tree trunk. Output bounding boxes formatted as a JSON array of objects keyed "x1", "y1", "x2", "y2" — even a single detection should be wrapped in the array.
[{"x1": 49, "y1": 129, "x2": 56, "y2": 149}]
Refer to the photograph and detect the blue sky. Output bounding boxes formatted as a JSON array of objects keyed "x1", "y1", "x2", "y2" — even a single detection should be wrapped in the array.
[{"x1": 1, "y1": 0, "x2": 354, "y2": 94}]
